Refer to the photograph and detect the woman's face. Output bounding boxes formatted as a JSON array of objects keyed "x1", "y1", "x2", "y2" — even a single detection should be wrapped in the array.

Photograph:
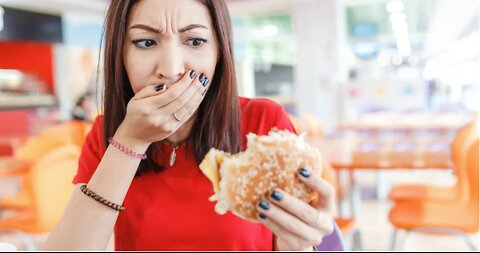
[{"x1": 123, "y1": 0, "x2": 219, "y2": 93}]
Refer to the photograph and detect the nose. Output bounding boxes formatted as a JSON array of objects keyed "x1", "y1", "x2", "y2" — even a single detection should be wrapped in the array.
[{"x1": 154, "y1": 45, "x2": 185, "y2": 82}]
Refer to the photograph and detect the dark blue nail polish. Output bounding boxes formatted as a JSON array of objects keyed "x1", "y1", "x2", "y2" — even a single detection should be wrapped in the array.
[
  {"x1": 199, "y1": 74, "x2": 206, "y2": 83},
  {"x1": 259, "y1": 213, "x2": 267, "y2": 220},
  {"x1": 271, "y1": 190, "x2": 283, "y2": 201},
  {"x1": 259, "y1": 200, "x2": 270, "y2": 210},
  {"x1": 155, "y1": 84, "x2": 165, "y2": 92},
  {"x1": 203, "y1": 78, "x2": 209, "y2": 87},
  {"x1": 299, "y1": 168, "x2": 311, "y2": 178},
  {"x1": 189, "y1": 70, "x2": 196, "y2": 79}
]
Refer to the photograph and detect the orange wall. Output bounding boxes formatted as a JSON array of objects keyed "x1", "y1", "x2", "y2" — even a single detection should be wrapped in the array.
[{"x1": 0, "y1": 40, "x2": 54, "y2": 93}]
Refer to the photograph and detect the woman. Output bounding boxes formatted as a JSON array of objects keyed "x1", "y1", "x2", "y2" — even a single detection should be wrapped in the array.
[{"x1": 46, "y1": 0, "x2": 337, "y2": 250}]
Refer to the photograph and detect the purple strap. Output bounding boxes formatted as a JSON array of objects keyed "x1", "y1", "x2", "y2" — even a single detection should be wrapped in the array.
[{"x1": 315, "y1": 221, "x2": 346, "y2": 251}]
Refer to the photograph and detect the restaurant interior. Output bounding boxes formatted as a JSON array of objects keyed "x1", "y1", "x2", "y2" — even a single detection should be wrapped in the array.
[{"x1": 0, "y1": 0, "x2": 478, "y2": 251}]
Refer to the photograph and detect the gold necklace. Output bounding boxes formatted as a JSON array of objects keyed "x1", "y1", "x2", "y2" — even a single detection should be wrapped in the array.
[{"x1": 162, "y1": 139, "x2": 186, "y2": 166}]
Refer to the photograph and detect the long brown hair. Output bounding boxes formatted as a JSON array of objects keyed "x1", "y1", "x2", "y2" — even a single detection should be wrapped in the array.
[{"x1": 102, "y1": 0, "x2": 241, "y2": 176}]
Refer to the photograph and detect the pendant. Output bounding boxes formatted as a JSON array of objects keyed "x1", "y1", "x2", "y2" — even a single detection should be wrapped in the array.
[{"x1": 169, "y1": 146, "x2": 178, "y2": 166}]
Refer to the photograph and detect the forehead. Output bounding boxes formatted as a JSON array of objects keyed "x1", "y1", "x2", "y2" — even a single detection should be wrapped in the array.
[{"x1": 128, "y1": 0, "x2": 213, "y2": 28}]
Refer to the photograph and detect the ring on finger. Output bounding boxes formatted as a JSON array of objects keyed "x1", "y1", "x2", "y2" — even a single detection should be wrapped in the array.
[{"x1": 173, "y1": 112, "x2": 182, "y2": 121}]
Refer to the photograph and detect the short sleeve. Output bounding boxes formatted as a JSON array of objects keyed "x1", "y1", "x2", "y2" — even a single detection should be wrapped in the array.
[
  {"x1": 72, "y1": 116, "x2": 105, "y2": 184},
  {"x1": 240, "y1": 98, "x2": 297, "y2": 138},
  {"x1": 273, "y1": 102, "x2": 297, "y2": 134}
]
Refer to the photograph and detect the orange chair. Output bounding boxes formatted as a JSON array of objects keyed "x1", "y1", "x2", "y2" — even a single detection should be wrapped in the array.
[
  {"x1": 0, "y1": 144, "x2": 81, "y2": 250},
  {"x1": 13, "y1": 120, "x2": 91, "y2": 162},
  {"x1": 388, "y1": 135, "x2": 479, "y2": 251},
  {"x1": 0, "y1": 120, "x2": 91, "y2": 211},
  {"x1": 388, "y1": 117, "x2": 478, "y2": 202}
]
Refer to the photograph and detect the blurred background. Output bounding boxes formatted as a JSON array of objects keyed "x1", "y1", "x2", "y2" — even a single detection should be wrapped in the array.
[{"x1": 0, "y1": 0, "x2": 478, "y2": 251}]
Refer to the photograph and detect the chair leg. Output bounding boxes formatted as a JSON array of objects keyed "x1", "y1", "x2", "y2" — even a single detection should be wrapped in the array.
[
  {"x1": 0, "y1": 229, "x2": 37, "y2": 251},
  {"x1": 400, "y1": 230, "x2": 411, "y2": 251},
  {"x1": 463, "y1": 234, "x2": 478, "y2": 251},
  {"x1": 411, "y1": 227, "x2": 479, "y2": 251},
  {"x1": 13, "y1": 231, "x2": 36, "y2": 251},
  {"x1": 352, "y1": 229, "x2": 363, "y2": 251},
  {"x1": 390, "y1": 229, "x2": 398, "y2": 251},
  {"x1": 342, "y1": 233, "x2": 351, "y2": 251}
]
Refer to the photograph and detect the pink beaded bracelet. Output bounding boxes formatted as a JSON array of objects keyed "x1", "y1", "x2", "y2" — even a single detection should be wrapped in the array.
[{"x1": 108, "y1": 137, "x2": 147, "y2": 160}]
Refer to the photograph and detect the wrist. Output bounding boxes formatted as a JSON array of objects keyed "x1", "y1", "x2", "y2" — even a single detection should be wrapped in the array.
[
  {"x1": 111, "y1": 132, "x2": 151, "y2": 154},
  {"x1": 274, "y1": 238, "x2": 315, "y2": 251}
]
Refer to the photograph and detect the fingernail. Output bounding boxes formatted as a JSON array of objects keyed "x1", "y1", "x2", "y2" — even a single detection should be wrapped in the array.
[
  {"x1": 199, "y1": 74, "x2": 206, "y2": 84},
  {"x1": 299, "y1": 168, "x2": 311, "y2": 178},
  {"x1": 155, "y1": 84, "x2": 165, "y2": 92},
  {"x1": 189, "y1": 70, "x2": 196, "y2": 79},
  {"x1": 259, "y1": 213, "x2": 267, "y2": 220},
  {"x1": 203, "y1": 78, "x2": 209, "y2": 87},
  {"x1": 271, "y1": 190, "x2": 283, "y2": 201},
  {"x1": 259, "y1": 200, "x2": 270, "y2": 210}
]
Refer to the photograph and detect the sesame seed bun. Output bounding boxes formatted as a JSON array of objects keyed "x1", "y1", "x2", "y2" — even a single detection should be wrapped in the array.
[{"x1": 199, "y1": 128, "x2": 323, "y2": 222}]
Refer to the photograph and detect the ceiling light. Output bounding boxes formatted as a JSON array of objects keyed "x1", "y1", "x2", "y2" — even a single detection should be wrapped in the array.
[
  {"x1": 389, "y1": 12, "x2": 407, "y2": 24},
  {"x1": 386, "y1": 0, "x2": 405, "y2": 13},
  {"x1": 392, "y1": 54, "x2": 403, "y2": 65},
  {"x1": 393, "y1": 27, "x2": 408, "y2": 38},
  {"x1": 408, "y1": 56, "x2": 419, "y2": 66},
  {"x1": 397, "y1": 40, "x2": 412, "y2": 57},
  {"x1": 391, "y1": 21, "x2": 408, "y2": 32},
  {"x1": 262, "y1": 25, "x2": 278, "y2": 37}
]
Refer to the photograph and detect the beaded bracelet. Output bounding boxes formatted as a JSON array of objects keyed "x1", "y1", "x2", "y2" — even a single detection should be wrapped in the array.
[
  {"x1": 108, "y1": 137, "x2": 147, "y2": 160},
  {"x1": 80, "y1": 185, "x2": 125, "y2": 212}
]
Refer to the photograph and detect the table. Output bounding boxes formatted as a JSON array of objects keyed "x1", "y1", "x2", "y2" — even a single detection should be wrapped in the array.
[{"x1": 308, "y1": 133, "x2": 453, "y2": 218}]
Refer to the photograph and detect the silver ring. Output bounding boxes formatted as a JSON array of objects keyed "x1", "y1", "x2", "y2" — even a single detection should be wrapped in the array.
[{"x1": 173, "y1": 112, "x2": 182, "y2": 121}]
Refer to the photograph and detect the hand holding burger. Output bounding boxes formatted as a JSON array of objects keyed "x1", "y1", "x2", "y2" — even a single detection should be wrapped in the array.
[{"x1": 199, "y1": 128, "x2": 335, "y2": 251}]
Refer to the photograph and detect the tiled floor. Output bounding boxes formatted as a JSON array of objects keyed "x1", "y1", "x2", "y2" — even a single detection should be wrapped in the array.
[{"x1": 0, "y1": 170, "x2": 478, "y2": 251}]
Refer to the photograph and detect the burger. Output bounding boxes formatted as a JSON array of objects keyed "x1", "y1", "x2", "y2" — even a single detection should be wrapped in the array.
[{"x1": 199, "y1": 128, "x2": 323, "y2": 222}]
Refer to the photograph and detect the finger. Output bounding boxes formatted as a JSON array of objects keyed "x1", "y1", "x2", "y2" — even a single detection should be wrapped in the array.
[
  {"x1": 256, "y1": 199, "x2": 320, "y2": 243},
  {"x1": 172, "y1": 77, "x2": 209, "y2": 121},
  {"x1": 133, "y1": 83, "x2": 167, "y2": 100},
  {"x1": 154, "y1": 70, "x2": 198, "y2": 108},
  {"x1": 133, "y1": 69, "x2": 195, "y2": 101},
  {"x1": 268, "y1": 189, "x2": 319, "y2": 227},
  {"x1": 140, "y1": 69, "x2": 197, "y2": 107},
  {"x1": 256, "y1": 213, "x2": 305, "y2": 244},
  {"x1": 161, "y1": 73, "x2": 208, "y2": 118},
  {"x1": 298, "y1": 168, "x2": 336, "y2": 213}
]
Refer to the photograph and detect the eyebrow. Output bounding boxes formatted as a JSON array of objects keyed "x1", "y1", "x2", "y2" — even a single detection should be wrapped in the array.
[{"x1": 129, "y1": 24, "x2": 208, "y2": 33}]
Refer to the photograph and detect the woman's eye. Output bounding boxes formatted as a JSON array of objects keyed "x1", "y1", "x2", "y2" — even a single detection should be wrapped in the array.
[
  {"x1": 132, "y1": 39, "x2": 156, "y2": 48},
  {"x1": 185, "y1": 38, "x2": 207, "y2": 47}
]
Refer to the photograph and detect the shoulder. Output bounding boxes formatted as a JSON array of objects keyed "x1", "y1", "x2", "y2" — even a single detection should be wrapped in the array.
[
  {"x1": 240, "y1": 96, "x2": 285, "y2": 116},
  {"x1": 88, "y1": 115, "x2": 104, "y2": 140},
  {"x1": 239, "y1": 97, "x2": 296, "y2": 136},
  {"x1": 82, "y1": 115, "x2": 106, "y2": 154},
  {"x1": 73, "y1": 115, "x2": 105, "y2": 184}
]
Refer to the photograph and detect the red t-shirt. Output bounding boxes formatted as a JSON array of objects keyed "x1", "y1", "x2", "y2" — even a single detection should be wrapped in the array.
[{"x1": 73, "y1": 97, "x2": 296, "y2": 251}]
